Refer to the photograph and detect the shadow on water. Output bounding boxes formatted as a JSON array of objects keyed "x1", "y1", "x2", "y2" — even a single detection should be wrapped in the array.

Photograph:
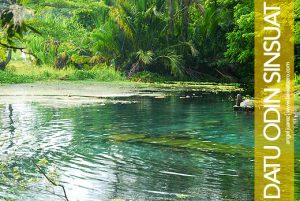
[
  {"x1": 7, "y1": 104, "x2": 15, "y2": 149},
  {"x1": 0, "y1": 92, "x2": 298, "y2": 201}
]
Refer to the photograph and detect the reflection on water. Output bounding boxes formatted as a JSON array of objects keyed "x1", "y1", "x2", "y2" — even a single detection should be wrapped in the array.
[{"x1": 0, "y1": 93, "x2": 298, "y2": 201}]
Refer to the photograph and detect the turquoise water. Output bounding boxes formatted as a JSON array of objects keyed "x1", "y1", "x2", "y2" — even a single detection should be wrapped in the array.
[{"x1": 0, "y1": 92, "x2": 298, "y2": 201}]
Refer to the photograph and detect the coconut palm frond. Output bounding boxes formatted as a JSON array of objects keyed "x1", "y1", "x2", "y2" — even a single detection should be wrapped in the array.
[
  {"x1": 157, "y1": 50, "x2": 183, "y2": 77},
  {"x1": 136, "y1": 50, "x2": 154, "y2": 65}
]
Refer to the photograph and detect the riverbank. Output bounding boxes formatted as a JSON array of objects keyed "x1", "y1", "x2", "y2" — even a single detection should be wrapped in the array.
[
  {"x1": 1, "y1": 60, "x2": 233, "y2": 84},
  {"x1": 0, "y1": 81, "x2": 242, "y2": 106},
  {"x1": 1, "y1": 61, "x2": 299, "y2": 111}
]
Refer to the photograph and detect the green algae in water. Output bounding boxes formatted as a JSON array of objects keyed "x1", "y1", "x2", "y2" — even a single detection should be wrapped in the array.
[
  {"x1": 175, "y1": 194, "x2": 189, "y2": 199},
  {"x1": 136, "y1": 81, "x2": 243, "y2": 93},
  {"x1": 109, "y1": 134, "x2": 147, "y2": 141},
  {"x1": 108, "y1": 134, "x2": 253, "y2": 158},
  {"x1": 109, "y1": 133, "x2": 300, "y2": 163}
]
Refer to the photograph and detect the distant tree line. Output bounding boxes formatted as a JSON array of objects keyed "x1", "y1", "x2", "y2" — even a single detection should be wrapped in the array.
[{"x1": 1, "y1": 0, "x2": 299, "y2": 84}]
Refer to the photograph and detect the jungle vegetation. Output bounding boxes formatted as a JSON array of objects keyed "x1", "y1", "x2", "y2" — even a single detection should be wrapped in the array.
[{"x1": 0, "y1": 0, "x2": 299, "y2": 86}]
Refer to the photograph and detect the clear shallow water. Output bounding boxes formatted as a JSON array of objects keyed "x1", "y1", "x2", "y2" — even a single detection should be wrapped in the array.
[{"x1": 0, "y1": 92, "x2": 298, "y2": 201}]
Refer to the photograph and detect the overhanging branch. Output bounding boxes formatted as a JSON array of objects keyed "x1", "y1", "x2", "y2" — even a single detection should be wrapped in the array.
[
  {"x1": 32, "y1": 161, "x2": 69, "y2": 201},
  {"x1": 0, "y1": 42, "x2": 25, "y2": 50}
]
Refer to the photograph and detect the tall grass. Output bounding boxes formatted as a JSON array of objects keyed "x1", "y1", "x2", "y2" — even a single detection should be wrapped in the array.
[
  {"x1": 0, "y1": 70, "x2": 33, "y2": 84},
  {"x1": 0, "y1": 62, "x2": 124, "y2": 84}
]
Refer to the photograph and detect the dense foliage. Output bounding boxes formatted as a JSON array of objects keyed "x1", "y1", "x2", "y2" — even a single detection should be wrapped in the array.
[
  {"x1": 0, "y1": 0, "x2": 38, "y2": 69},
  {"x1": 1, "y1": 0, "x2": 299, "y2": 85}
]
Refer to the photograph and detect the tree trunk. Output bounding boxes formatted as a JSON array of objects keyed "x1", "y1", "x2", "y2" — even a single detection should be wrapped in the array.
[
  {"x1": 0, "y1": 49, "x2": 12, "y2": 70},
  {"x1": 194, "y1": 0, "x2": 205, "y2": 15},
  {"x1": 182, "y1": 0, "x2": 191, "y2": 41},
  {"x1": 169, "y1": 0, "x2": 175, "y2": 34}
]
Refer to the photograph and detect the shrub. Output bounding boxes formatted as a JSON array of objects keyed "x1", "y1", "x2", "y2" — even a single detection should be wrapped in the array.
[
  {"x1": 130, "y1": 71, "x2": 169, "y2": 83},
  {"x1": 296, "y1": 74, "x2": 300, "y2": 85},
  {"x1": 69, "y1": 70, "x2": 96, "y2": 80},
  {"x1": 92, "y1": 65, "x2": 125, "y2": 81},
  {"x1": 0, "y1": 70, "x2": 33, "y2": 84},
  {"x1": 4, "y1": 62, "x2": 124, "y2": 83}
]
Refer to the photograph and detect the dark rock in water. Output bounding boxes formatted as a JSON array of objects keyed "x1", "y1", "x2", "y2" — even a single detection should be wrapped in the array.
[
  {"x1": 233, "y1": 105, "x2": 254, "y2": 112},
  {"x1": 236, "y1": 94, "x2": 243, "y2": 106}
]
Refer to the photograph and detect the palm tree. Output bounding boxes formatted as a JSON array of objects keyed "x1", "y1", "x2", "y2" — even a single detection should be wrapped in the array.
[
  {"x1": 94, "y1": 0, "x2": 185, "y2": 77},
  {"x1": 181, "y1": 0, "x2": 205, "y2": 41},
  {"x1": 168, "y1": 0, "x2": 175, "y2": 34}
]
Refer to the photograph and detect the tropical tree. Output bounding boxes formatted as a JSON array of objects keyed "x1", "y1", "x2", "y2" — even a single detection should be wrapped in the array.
[
  {"x1": 92, "y1": 0, "x2": 187, "y2": 77},
  {"x1": 224, "y1": 0, "x2": 254, "y2": 83},
  {"x1": 23, "y1": 0, "x2": 107, "y2": 68},
  {"x1": 3, "y1": 0, "x2": 293, "y2": 84},
  {"x1": 0, "y1": 0, "x2": 34, "y2": 70},
  {"x1": 90, "y1": 0, "x2": 208, "y2": 78},
  {"x1": 180, "y1": 0, "x2": 205, "y2": 41}
]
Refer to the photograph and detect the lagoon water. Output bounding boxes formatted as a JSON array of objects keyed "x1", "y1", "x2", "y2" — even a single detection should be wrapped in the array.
[{"x1": 0, "y1": 92, "x2": 298, "y2": 201}]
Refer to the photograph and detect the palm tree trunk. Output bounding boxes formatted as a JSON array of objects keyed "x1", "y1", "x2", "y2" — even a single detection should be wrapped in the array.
[
  {"x1": 182, "y1": 0, "x2": 191, "y2": 41},
  {"x1": 169, "y1": 0, "x2": 175, "y2": 34}
]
